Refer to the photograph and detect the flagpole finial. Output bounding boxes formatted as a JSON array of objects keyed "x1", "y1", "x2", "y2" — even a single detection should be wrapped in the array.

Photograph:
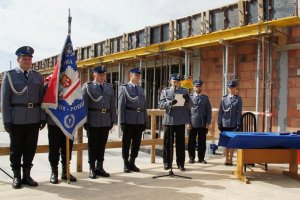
[{"x1": 68, "y1": 8, "x2": 72, "y2": 35}]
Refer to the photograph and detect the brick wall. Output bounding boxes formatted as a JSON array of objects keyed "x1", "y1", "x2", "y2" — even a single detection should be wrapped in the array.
[{"x1": 286, "y1": 26, "x2": 300, "y2": 130}]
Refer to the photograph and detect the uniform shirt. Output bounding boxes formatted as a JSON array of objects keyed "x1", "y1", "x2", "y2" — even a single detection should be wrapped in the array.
[
  {"x1": 1, "y1": 67, "x2": 45, "y2": 124},
  {"x1": 118, "y1": 82, "x2": 147, "y2": 125},
  {"x1": 82, "y1": 81, "x2": 117, "y2": 127},
  {"x1": 190, "y1": 93, "x2": 212, "y2": 128},
  {"x1": 159, "y1": 87, "x2": 192, "y2": 126},
  {"x1": 218, "y1": 94, "x2": 243, "y2": 128}
]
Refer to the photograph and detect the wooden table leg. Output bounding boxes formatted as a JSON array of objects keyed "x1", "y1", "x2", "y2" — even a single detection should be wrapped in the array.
[
  {"x1": 233, "y1": 149, "x2": 250, "y2": 184},
  {"x1": 283, "y1": 150, "x2": 300, "y2": 181}
]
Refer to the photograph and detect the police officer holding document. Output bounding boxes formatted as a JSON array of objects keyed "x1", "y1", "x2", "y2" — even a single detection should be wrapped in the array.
[
  {"x1": 187, "y1": 80, "x2": 212, "y2": 164},
  {"x1": 82, "y1": 66, "x2": 117, "y2": 179},
  {"x1": 1, "y1": 46, "x2": 46, "y2": 189},
  {"x1": 118, "y1": 67, "x2": 147, "y2": 173},
  {"x1": 159, "y1": 74, "x2": 192, "y2": 171},
  {"x1": 218, "y1": 80, "x2": 242, "y2": 166}
]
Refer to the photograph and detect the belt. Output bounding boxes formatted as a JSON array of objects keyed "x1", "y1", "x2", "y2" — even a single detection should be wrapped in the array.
[
  {"x1": 126, "y1": 107, "x2": 144, "y2": 112},
  {"x1": 11, "y1": 103, "x2": 40, "y2": 109},
  {"x1": 88, "y1": 108, "x2": 110, "y2": 113}
]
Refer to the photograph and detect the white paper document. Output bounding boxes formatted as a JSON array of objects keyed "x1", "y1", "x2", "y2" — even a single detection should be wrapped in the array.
[{"x1": 173, "y1": 94, "x2": 185, "y2": 107}]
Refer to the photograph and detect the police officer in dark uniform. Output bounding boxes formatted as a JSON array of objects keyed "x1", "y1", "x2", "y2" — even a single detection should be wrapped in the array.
[
  {"x1": 159, "y1": 74, "x2": 192, "y2": 171},
  {"x1": 1, "y1": 46, "x2": 46, "y2": 189},
  {"x1": 118, "y1": 67, "x2": 147, "y2": 173},
  {"x1": 44, "y1": 75, "x2": 77, "y2": 184},
  {"x1": 82, "y1": 66, "x2": 117, "y2": 179},
  {"x1": 218, "y1": 80, "x2": 242, "y2": 166},
  {"x1": 187, "y1": 80, "x2": 212, "y2": 164}
]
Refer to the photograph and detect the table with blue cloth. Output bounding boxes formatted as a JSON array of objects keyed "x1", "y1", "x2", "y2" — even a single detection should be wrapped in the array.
[{"x1": 218, "y1": 132, "x2": 300, "y2": 184}]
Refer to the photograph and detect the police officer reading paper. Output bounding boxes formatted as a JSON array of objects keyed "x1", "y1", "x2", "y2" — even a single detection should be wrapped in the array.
[
  {"x1": 187, "y1": 80, "x2": 212, "y2": 164},
  {"x1": 82, "y1": 66, "x2": 117, "y2": 179},
  {"x1": 118, "y1": 67, "x2": 147, "y2": 173},
  {"x1": 218, "y1": 80, "x2": 242, "y2": 166},
  {"x1": 1, "y1": 46, "x2": 46, "y2": 189},
  {"x1": 159, "y1": 74, "x2": 192, "y2": 171}
]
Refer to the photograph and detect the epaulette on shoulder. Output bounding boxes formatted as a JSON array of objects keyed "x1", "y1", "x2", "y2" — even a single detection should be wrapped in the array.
[
  {"x1": 223, "y1": 94, "x2": 228, "y2": 97},
  {"x1": 121, "y1": 83, "x2": 127, "y2": 86},
  {"x1": 86, "y1": 81, "x2": 93, "y2": 84}
]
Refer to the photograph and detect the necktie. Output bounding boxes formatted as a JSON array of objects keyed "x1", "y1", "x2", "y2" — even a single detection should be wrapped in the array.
[
  {"x1": 100, "y1": 84, "x2": 103, "y2": 91},
  {"x1": 196, "y1": 95, "x2": 200, "y2": 102},
  {"x1": 24, "y1": 71, "x2": 28, "y2": 79},
  {"x1": 135, "y1": 86, "x2": 138, "y2": 94}
]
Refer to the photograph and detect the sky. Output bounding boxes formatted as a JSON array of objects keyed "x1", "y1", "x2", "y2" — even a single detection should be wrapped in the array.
[{"x1": 0, "y1": 0, "x2": 258, "y2": 72}]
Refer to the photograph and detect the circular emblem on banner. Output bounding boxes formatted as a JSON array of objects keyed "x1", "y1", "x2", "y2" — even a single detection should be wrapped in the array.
[
  {"x1": 65, "y1": 44, "x2": 73, "y2": 55},
  {"x1": 64, "y1": 114, "x2": 75, "y2": 128}
]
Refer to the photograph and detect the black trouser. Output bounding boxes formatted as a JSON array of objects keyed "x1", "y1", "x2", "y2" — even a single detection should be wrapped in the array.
[
  {"x1": 9, "y1": 123, "x2": 40, "y2": 170},
  {"x1": 163, "y1": 125, "x2": 185, "y2": 166},
  {"x1": 188, "y1": 127, "x2": 207, "y2": 161},
  {"x1": 121, "y1": 124, "x2": 144, "y2": 159},
  {"x1": 48, "y1": 125, "x2": 73, "y2": 167},
  {"x1": 87, "y1": 127, "x2": 110, "y2": 164},
  {"x1": 221, "y1": 127, "x2": 236, "y2": 132}
]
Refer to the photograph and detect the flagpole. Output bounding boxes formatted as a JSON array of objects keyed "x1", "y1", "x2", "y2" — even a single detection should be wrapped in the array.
[
  {"x1": 66, "y1": 138, "x2": 70, "y2": 184},
  {"x1": 66, "y1": 8, "x2": 72, "y2": 184}
]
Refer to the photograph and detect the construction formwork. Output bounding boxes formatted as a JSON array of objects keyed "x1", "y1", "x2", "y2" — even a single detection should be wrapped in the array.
[{"x1": 31, "y1": 0, "x2": 300, "y2": 132}]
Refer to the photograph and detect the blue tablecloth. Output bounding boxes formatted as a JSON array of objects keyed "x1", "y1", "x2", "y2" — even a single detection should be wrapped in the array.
[{"x1": 218, "y1": 132, "x2": 300, "y2": 149}]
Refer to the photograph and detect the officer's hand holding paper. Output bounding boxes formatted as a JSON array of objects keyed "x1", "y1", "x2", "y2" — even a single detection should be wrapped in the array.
[{"x1": 173, "y1": 94, "x2": 185, "y2": 106}]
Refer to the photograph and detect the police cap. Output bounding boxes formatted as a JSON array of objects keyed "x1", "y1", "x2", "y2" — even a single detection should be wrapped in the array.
[
  {"x1": 193, "y1": 80, "x2": 203, "y2": 86},
  {"x1": 129, "y1": 67, "x2": 142, "y2": 74},
  {"x1": 93, "y1": 66, "x2": 106, "y2": 73},
  {"x1": 15, "y1": 46, "x2": 34, "y2": 57},
  {"x1": 227, "y1": 80, "x2": 237, "y2": 88}
]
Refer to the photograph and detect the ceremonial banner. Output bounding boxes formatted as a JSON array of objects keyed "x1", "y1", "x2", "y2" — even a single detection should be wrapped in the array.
[{"x1": 42, "y1": 35, "x2": 87, "y2": 140}]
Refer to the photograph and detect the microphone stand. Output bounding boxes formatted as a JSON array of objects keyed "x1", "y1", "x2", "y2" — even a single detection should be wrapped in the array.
[{"x1": 153, "y1": 87, "x2": 191, "y2": 179}]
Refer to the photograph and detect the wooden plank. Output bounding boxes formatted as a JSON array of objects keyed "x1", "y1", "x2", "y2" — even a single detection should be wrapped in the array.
[
  {"x1": 238, "y1": 0, "x2": 245, "y2": 26},
  {"x1": 277, "y1": 43, "x2": 300, "y2": 51},
  {"x1": 204, "y1": 10, "x2": 210, "y2": 33},
  {"x1": 243, "y1": 149, "x2": 293, "y2": 163},
  {"x1": 258, "y1": 0, "x2": 264, "y2": 22},
  {"x1": 200, "y1": 12, "x2": 205, "y2": 34},
  {"x1": 151, "y1": 114, "x2": 156, "y2": 163},
  {"x1": 77, "y1": 127, "x2": 83, "y2": 172}
]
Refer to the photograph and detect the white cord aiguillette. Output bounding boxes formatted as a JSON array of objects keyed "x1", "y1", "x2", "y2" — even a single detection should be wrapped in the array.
[{"x1": 6, "y1": 72, "x2": 28, "y2": 95}]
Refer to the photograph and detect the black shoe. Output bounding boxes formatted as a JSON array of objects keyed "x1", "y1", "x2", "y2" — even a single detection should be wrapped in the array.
[
  {"x1": 129, "y1": 158, "x2": 140, "y2": 172},
  {"x1": 12, "y1": 169, "x2": 21, "y2": 189},
  {"x1": 22, "y1": 176, "x2": 38, "y2": 186},
  {"x1": 199, "y1": 160, "x2": 207, "y2": 164},
  {"x1": 50, "y1": 173, "x2": 59, "y2": 184},
  {"x1": 61, "y1": 166, "x2": 77, "y2": 182},
  {"x1": 188, "y1": 159, "x2": 195, "y2": 164},
  {"x1": 12, "y1": 177, "x2": 22, "y2": 189},
  {"x1": 22, "y1": 168, "x2": 38, "y2": 187},
  {"x1": 95, "y1": 162, "x2": 110, "y2": 177},
  {"x1": 164, "y1": 163, "x2": 171, "y2": 170},
  {"x1": 89, "y1": 168, "x2": 96, "y2": 179},
  {"x1": 123, "y1": 159, "x2": 131, "y2": 173},
  {"x1": 177, "y1": 164, "x2": 185, "y2": 171},
  {"x1": 61, "y1": 173, "x2": 77, "y2": 182}
]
